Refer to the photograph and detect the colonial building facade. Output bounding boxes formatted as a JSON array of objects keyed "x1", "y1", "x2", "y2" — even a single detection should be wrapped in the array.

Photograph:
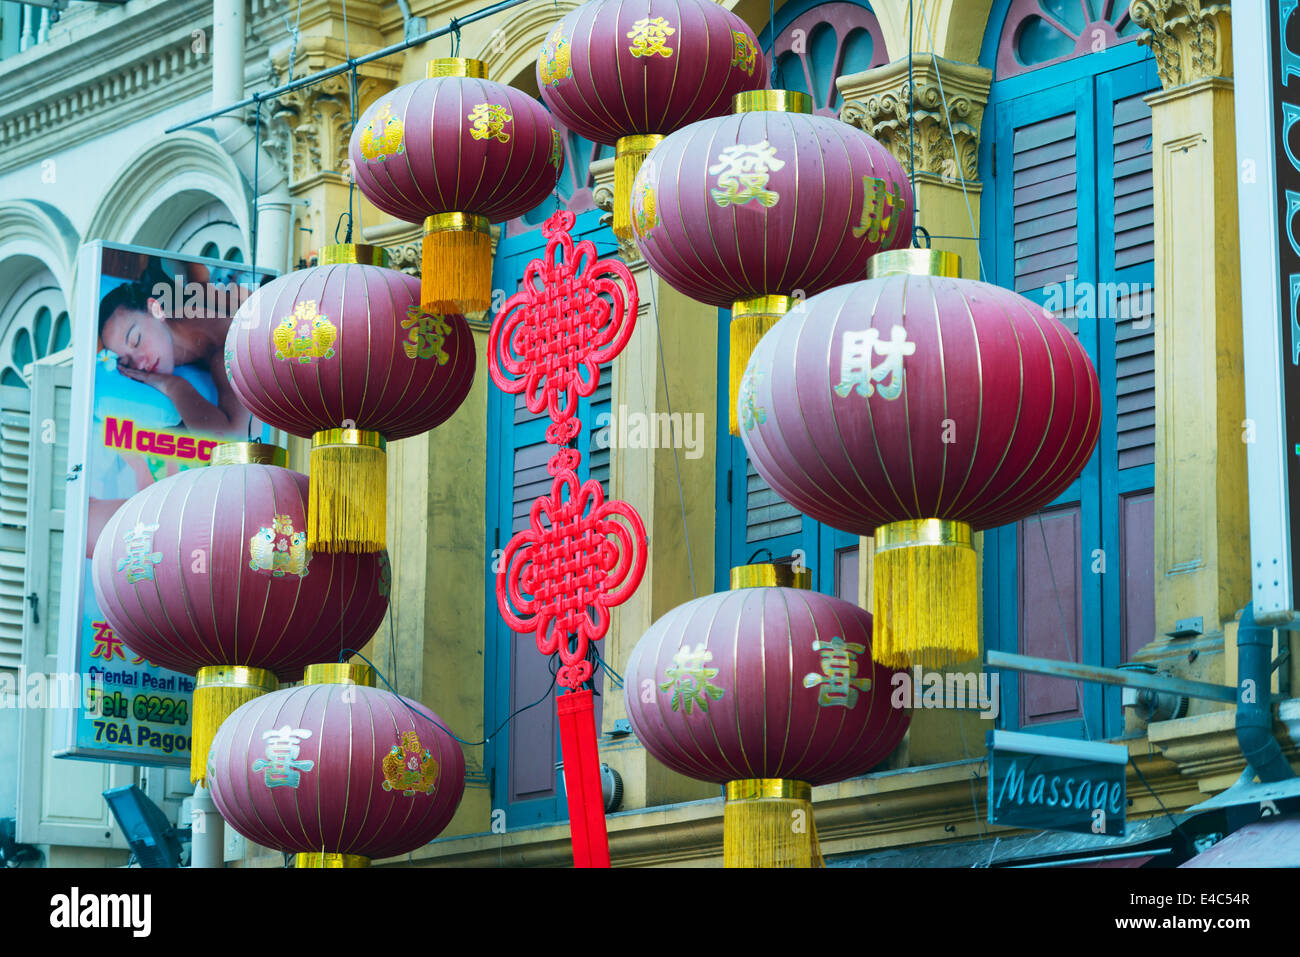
[{"x1": 0, "y1": 0, "x2": 1294, "y2": 867}]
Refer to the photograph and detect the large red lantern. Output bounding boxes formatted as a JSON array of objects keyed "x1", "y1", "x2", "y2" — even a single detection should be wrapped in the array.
[
  {"x1": 624, "y1": 566, "x2": 908, "y2": 867},
  {"x1": 90, "y1": 444, "x2": 390, "y2": 784},
  {"x1": 536, "y1": 0, "x2": 767, "y2": 250},
  {"x1": 739, "y1": 251, "x2": 1102, "y2": 669},
  {"x1": 630, "y1": 90, "x2": 913, "y2": 432},
  {"x1": 207, "y1": 663, "x2": 465, "y2": 867},
  {"x1": 225, "y1": 244, "x2": 475, "y2": 553},
  {"x1": 350, "y1": 58, "x2": 563, "y2": 314}
]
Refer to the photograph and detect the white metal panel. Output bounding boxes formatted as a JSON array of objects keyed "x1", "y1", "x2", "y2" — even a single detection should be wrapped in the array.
[{"x1": 1236, "y1": 0, "x2": 1297, "y2": 625}]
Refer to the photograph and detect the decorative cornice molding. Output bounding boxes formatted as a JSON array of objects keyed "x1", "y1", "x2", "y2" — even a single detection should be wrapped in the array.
[
  {"x1": 265, "y1": 37, "x2": 400, "y2": 189},
  {"x1": 1147, "y1": 703, "x2": 1299, "y2": 786},
  {"x1": 838, "y1": 54, "x2": 991, "y2": 187},
  {"x1": 1129, "y1": 0, "x2": 1232, "y2": 90}
]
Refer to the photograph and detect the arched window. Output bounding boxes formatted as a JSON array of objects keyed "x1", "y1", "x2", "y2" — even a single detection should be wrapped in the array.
[
  {"x1": 162, "y1": 200, "x2": 247, "y2": 263},
  {"x1": 770, "y1": 0, "x2": 889, "y2": 116},
  {"x1": 0, "y1": 273, "x2": 70, "y2": 391},
  {"x1": 997, "y1": 0, "x2": 1142, "y2": 78}
]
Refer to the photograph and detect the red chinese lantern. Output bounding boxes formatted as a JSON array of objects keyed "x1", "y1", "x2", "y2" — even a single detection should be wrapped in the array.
[
  {"x1": 350, "y1": 58, "x2": 563, "y2": 314},
  {"x1": 225, "y1": 244, "x2": 475, "y2": 553},
  {"x1": 738, "y1": 251, "x2": 1102, "y2": 669},
  {"x1": 207, "y1": 662, "x2": 465, "y2": 867},
  {"x1": 536, "y1": 0, "x2": 767, "y2": 251},
  {"x1": 90, "y1": 444, "x2": 390, "y2": 784},
  {"x1": 624, "y1": 565, "x2": 908, "y2": 867},
  {"x1": 629, "y1": 90, "x2": 913, "y2": 432}
]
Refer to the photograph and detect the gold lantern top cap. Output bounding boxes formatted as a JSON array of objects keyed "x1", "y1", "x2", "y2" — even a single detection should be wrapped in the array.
[
  {"x1": 209, "y1": 442, "x2": 288, "y2": 468},
  {"x1": 319, "y1": 244, "x2": 387, "y2": 267},
  {"x1": 867, "y1": 249, "x2": 963, "y2": 279},
  {"x1": 732, "y1": 90, "x2": 812, "y2": 115},
  {"x1": 303, "y1": 662, "x2": 376, "y2": 687},
  {"x1": 729, "y1": 562, "x2": 812, "y2": 590},
  {"x1": 427, "y1": 57, "x2": 488, "y2": 79}
]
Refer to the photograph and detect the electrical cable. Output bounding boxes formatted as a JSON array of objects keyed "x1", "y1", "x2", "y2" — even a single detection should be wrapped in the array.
[{"x1": 339, "y1": 648, "x2": 557, "y2": 748}]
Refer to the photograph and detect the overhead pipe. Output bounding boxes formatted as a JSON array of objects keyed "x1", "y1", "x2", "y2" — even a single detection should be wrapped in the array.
[
  {"x1": 211, "y1": 0, "x2": 292, "y2": 276},
  {"x1": 1235, "y1": 604, "x2": 1295, "y2": 783}
]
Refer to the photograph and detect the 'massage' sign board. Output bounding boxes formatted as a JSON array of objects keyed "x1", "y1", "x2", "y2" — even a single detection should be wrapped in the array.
[
  {"x1": 1237, "y1": 1, "x2": 1300, "y2": 625},
  {"x1": 986, "y1": 731, "x2": 1128, "y2": 837}
]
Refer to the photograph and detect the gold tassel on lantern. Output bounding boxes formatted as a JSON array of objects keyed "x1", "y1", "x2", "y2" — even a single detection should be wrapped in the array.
[
  {"x1": 863, "y1": 250, "x2": 974, "y2": 669},
  {"x1": 724, "y1": 779, "x2": 823, "y2": 868},
  {"x1": 614, "y1": 134, "x2": 663, "y2": 256},
  {"x1": 422, "y1": 213, "x2": 493, "y2": 315},
  {"x1": 192, "y1": 665, "x2": 278, "y2": 785},
  {"x1": 872, "y1": 518, "x2": 979, "y2": 669},
  {"x1": 295, "y1": 663, "x2": 375, "y2": 869},
  {"x1": 724, "y1": 563, "x2": 822, "y2": 868},
  {"x1": 729, "y1": 296, "x2": 792, "y2": 435},
  {"x1": 309, "y1": 428, "x2": 387, "y2": 553}
]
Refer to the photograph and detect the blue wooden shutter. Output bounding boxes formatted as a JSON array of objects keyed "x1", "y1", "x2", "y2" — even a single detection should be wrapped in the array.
[
  {"x1": 486, "y1": 210, "x2": 615, "y2": 827},
  {"x1": 985, "y1": 50, "x2": 1158, "y2": 737}
]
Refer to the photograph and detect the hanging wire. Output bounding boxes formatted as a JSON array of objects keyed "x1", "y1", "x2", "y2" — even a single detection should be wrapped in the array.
[
  {"x1": 768, "y1": 0, "x2": 777, "y2": 88},
  {"x1": 340, "y1": 0, "x2": 358, "y2": 243},
  {"x1": 645, "y1": 270, "x2": 699, "y2": 599},
  {"x1": 340, "y1": 648, "x2": 558, "y2": 747},
  {"x1": 250, "y1": 98, "x2": 263, "y2": 269},
  {"x1": 908, "y1": 0, "x2": 918, "y2": 234},
  {"x1": 917, "y1": 4, "x2": 986, "y2": 281},
  {"x1": 284, "y1": 0, "x2": 305, "y2": 82}
]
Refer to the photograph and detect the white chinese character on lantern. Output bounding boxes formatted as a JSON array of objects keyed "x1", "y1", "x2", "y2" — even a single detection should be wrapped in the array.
[
  {"x1": 118, "y1": 521, "x2": 162, "y2": 584},
  {"x1": 833, "y1": 325, "x2": 916, "y2": 401},
  {"x1": 251, "y1": 726, "x2": 315, "y2": 788},
  {"x1": 802, "y1": 635, "x2": 872, "y2": 707},
  {"x1": 709, "y1": 141, "x2": 785, "y2": 209}
]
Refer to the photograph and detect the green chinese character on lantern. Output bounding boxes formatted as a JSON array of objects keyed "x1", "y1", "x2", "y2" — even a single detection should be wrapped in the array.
[
  {"x1": 802, "y1": 635, "x2": 872, "y2": 707},
  {"x1": 660, "y1": 644, "x2": 725, "y2": 714}
]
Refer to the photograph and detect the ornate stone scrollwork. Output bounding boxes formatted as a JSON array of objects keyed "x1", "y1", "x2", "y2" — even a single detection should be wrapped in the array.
[
  {"x1": 837, "y1": 55, "x2": 991, "y2": 188},
  {"x1": 1129, "y1": 0, "x2": 1232, "y2": 89}
]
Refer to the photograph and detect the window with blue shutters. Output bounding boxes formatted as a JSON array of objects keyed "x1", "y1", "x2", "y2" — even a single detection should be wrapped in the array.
[
  {"x1": 485, "y1": 209, "x2": 614, "y2": 828},
  {"x1": 980, "y1": 0, "x2": 1157, "y2": 739}
]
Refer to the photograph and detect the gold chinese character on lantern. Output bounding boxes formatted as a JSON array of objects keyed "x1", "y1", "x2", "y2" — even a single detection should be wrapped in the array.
[
  {"x1": 709, "y1": 141, "x2": 785, "y2": 209},
  {"x1": 467, "y1": 103, "x2": 513, "y2": 143},
  {"x1": 272, "y1": 300, "x2": 337, "y2": 364},
  {"x1": 381, "y1": 730, "x2": 440, "y2": 796},
  {"x1": 550, "y1": 128, "x2": 564, "y2": 173},
  {"x1": 539, "y1": 27, "x2": 572, "y2": 86},
  {"x1": 401, "y1": 306, "x2": 452, "y2": 363},
  {"x1": 627, "y1": 16, "x2": 675, "y2": 58},
  {"x1": 730, "y1": 29, "x2": 757, "y2": 75},
  {"x1": 632, "y1": 160, "x2": 659, "y2": 234},
  {"x1": 802, "y1": 635, "x2": 872, "y2": 707},
  {"x1": 833, "y1": 325, "x2": 916, "y2": 401},
  {"x1": 854, "y1": 175, "x2": 906, "y2": 245},
  {"x1": 360, "y1": 101, "x2": 405, "y2": 162}
]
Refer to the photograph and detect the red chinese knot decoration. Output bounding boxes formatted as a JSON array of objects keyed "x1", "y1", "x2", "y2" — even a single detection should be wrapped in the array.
[{"x1": 488, "y1": 210, "x2": 647, "y2": 866}]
